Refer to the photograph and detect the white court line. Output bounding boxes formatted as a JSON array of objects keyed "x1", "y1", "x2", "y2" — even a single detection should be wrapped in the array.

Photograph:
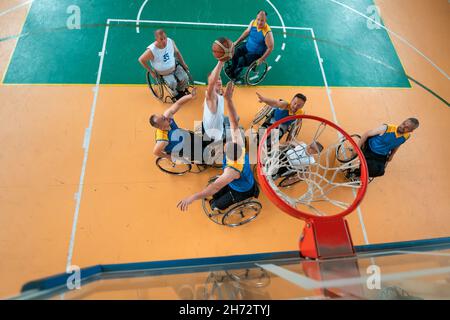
[
  {"x1": 328, "y1": 0, "x2": 449, "y2": 80},
  {"x1": 265, "y1": 0, "x2": 287, "y2": 63},
  {"x1": 0, "y1": 0, "x2": 33, "y2": 17},
  {"x1": 110, "y1": 18, "x2": 312, "y2": 31},
  {"x1": 310, "y1": 28, "x2": 369, "y2": 244},
  {"x1": 257, "y1": 263, "x2": 450, "y2": 290},
  {"x1": 135, "y1": 0, "x2": 149, "y2": 34},
  {"x1": 66, "y1": 22, "x2": 110, "y2": 270}
]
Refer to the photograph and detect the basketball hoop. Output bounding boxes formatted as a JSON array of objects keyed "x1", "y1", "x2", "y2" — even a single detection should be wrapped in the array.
[{"x1": 257, "y1": 115, "x2": 369, "y2": 259}]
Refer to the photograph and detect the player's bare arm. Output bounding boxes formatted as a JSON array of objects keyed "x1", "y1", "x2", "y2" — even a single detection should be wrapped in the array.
[
  {"x1": 359, "y1": 125, "x2": 387, "y2": 149},
  {"x1": 257, "y1": 31, "x2": 274, "y2": 65},
  {"x1": 234, "y1": 22, "x2": 252, "y2": 46},
  {"x1": 255, "y1": 92, "x2": 288, "y2": 109},
  {"x1": 138, "y1": 49, "x2": 155, "y2": 75},
  {"x1": 172, "y1": 41, "x2": 189, "y2": 71},
  {"x1": 177, "y1": 168, "x2": 238, "y2": 211},
  {"x1": 153, "y1": 141, "x2": 170, "y2": 159},
  {"x1": 163, "y1": 87, "x2": 197, "y2": 119},
  {"x1": 206, "y1": 61, "x2": 224, "y2": 108},
  {"x1": 224, "y1": 82, "x2": 243, "y2": 145}
]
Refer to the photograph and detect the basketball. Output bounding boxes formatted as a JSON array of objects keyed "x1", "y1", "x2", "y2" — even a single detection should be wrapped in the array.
[{"x1": 212, "y1": 37, "x2": 234, "y2": 62}]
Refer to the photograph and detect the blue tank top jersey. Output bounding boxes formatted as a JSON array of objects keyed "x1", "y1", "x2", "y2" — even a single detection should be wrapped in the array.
[
  {"x1": 368, "y1": 124, "x2": 410, "y2": 156},
  {"x1": 222, "y1": 149, "x2": 255, "y2": 193},
  {"x1": 246, "y1": 20, "x2": 271, "y2": 55}
]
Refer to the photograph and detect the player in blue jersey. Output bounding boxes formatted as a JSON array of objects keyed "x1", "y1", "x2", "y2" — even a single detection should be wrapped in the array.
[
  {"x1": 226, "y1": 11, "x2": 274, "y2": 81},
  {"x1": 356, "y1": 118, "x2": 419, "y2": 177}
]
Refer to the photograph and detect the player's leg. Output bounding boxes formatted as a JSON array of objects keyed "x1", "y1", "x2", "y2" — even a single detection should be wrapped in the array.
[
  {"x1": 174, "y1": 64, "x2": 189, "y2": 92},
  {"x1": 228, "y1": 45, "x2": 248, "y2": 79},
  {"x1": 210, "y1": 185, "x2": 235, "y2": 210},
  {"x1": 162, "y1": 74, "x2": 178, "y2": 96}
]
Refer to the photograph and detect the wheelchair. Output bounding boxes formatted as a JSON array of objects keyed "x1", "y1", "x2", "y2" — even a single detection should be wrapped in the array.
[
  {"x1": 223, "y1": 41, "x2": 269, "y2": 86},
  {"x1": 202, "y1": 176, "x2": 262, "y2": 227},
  {"x1": 250, "y1": 104, "x2": 302, "y2": 144},
  {"x1": 335, "y1": 134, "x2": 387, "y2": 183},
  {"x1": 146, "y1": 61, "x2": 194, "y2": 103},
  {"x1": 155, "y1": 131, "x2": 222, "y2": 175}
]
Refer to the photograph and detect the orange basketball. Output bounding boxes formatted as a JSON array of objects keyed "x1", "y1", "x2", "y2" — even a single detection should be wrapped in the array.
[{"x1": 212, "y1": 37, "x2": 234, "y2": 62}]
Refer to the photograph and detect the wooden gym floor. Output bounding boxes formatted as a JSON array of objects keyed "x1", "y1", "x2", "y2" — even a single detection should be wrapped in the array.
[{"x1": 0, "y1": 0, "x2": 449, "y2": 298}]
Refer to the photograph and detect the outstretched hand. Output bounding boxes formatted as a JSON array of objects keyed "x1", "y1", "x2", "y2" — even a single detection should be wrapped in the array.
[
  {"x1": 224, "y1": 81, "x2": 235, "y2": 100},
  {"x1": 256, "y1": 92, "x2": 265, "y2": 103},
  {"x1": 177, "y1": 196, "x2": 195, "y2": 212}
]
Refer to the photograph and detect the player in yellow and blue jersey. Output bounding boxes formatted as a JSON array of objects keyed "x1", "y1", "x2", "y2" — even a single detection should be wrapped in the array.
[
  {"x1": 357, "y1": 118, "x2": 419, "y2": 177},
  {"x1": 226, "y1": 11, "x2": 274, "y2": 81}
]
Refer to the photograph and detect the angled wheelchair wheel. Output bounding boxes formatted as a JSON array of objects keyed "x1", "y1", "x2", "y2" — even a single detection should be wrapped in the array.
[
  {"x1": 156, "y1": 157, "x2": 191, "y2": 175},
  {"x1": 245, "y1": 60, "x2": 268, "y2": 86},
  {"x1": 336, "y1": 134, "x2": 362, "y2": 163},
  {"x1": 278, "y1": 173, "x2": 303, "y2": 188},
  {"x1": 202, "y1": 196, "x2": 225, "y2": 225},
  {"x1": 286, "y1": 119, "x2": 302, "y2": 142},
  {"x1": 146, "y1": 71, "x2": 164, "y2": 101},
  {"x1": 202, "y1": 176, "x2": 226, "y2": 225},
  {"x1": 222, "y1": 200, "x2": 261, "y2": 227},
  {"x1": 251, "y1": 105, "x2": 273, "y2": 126}
]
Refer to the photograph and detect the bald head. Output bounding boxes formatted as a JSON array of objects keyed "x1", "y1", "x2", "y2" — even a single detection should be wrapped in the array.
[
  {"x1": 256, "y1": 11, "x2": 267, "y2": 29},
  {"x1": 154, "y1": 29, "x2": 168, "y2": 48},
  {"x1": 154, "y1": 29, "x2": 166, "y2": 37}
]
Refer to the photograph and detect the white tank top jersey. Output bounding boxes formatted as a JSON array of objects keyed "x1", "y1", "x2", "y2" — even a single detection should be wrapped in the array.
[
  {"x1": 286, "y1": 143, "x2": 316, "y2": 167},
  {"x1": 203, "y1": 92, "x2": 224, "y2": 140},
  {"x1": 147, "y1": 38, "x2": 176, "y2": 73}
]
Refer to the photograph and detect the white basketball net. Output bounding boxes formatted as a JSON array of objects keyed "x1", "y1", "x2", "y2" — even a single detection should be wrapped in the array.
[{"x1": 259, "y1": 120, "x2": 364, "y2": 217}]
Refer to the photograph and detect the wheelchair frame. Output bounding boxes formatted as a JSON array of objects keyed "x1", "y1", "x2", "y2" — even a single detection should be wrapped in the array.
[
  {"x1": 202, "y1": 176, "x2": 262, "y2": 227},
  {"x1": 223, "y1": 42, "x2": 269, "y2": 86},
  {"x1": 146, "y1": 61, "x2": 194, "y2": 103}
]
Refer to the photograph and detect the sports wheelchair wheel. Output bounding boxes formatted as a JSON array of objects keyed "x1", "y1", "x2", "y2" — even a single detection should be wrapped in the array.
[
  {"x1": 245, "y1": 60, "x2": 268, "y2": 86},
  {"x1": 336, "y1": 134, "x2": 362, "y2": 163},
  {"x1": 222, "y1": 200, "x2": 262, "y2": 227},
  {"x1": 146, "y1": 62, "x2": 195, "y2": 103},
  {"x1": 202, "y1": 177, "x2": 261, "y2": 227},
  {"x1": 146, "y1": 71, "x2": 164, "y2": 101},
  {"x1": 251, "y1": 105, "x2": 274, "y2": 127},
  {"x1": 155, "y1": 157, "x2": 191, "y2": 175},
  {"x1": 285, "y1": 119, "x2": 302, "y2": 143}
]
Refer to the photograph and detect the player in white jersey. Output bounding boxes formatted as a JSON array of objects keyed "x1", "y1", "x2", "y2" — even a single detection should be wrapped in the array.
[{"x1": 138, "y1": 29, "x2": 190, "y2": 98}]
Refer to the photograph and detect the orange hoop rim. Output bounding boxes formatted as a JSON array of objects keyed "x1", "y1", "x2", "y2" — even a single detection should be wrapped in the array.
[{"x1": 256, "y1": 114, "x2": 368, "y2": 222}]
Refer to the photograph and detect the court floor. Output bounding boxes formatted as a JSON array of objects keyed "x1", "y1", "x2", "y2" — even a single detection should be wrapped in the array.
[{"x1": 0, "y1": 0, "x2": 449, "y2": 298}]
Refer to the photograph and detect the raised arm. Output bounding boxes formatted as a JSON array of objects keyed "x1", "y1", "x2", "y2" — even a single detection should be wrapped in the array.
[
  {"x1": 234, "y1": 21, "x2": 252, "y2": 46},
  {"x1": 172, "y1": 40, "x2": 189, "y2": 71},
  {"x1": 255, "y1": 92, "x2": 289, "y2": 109},
  {"x1": 206, "y1": 61, "x2": 224, "y2": 100},
  {"x1": 224, "y1": 82, "x2": 243, "y2": 145},
  {"x1": 163, "y1": 87, "x2": 197, "y2": 119},
  {"x1": 359, "y1": 124, "x2": 387, "y2": 149},
  {"x1": 257, "y1": 31, "x2": 274, "y2": 65}
]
